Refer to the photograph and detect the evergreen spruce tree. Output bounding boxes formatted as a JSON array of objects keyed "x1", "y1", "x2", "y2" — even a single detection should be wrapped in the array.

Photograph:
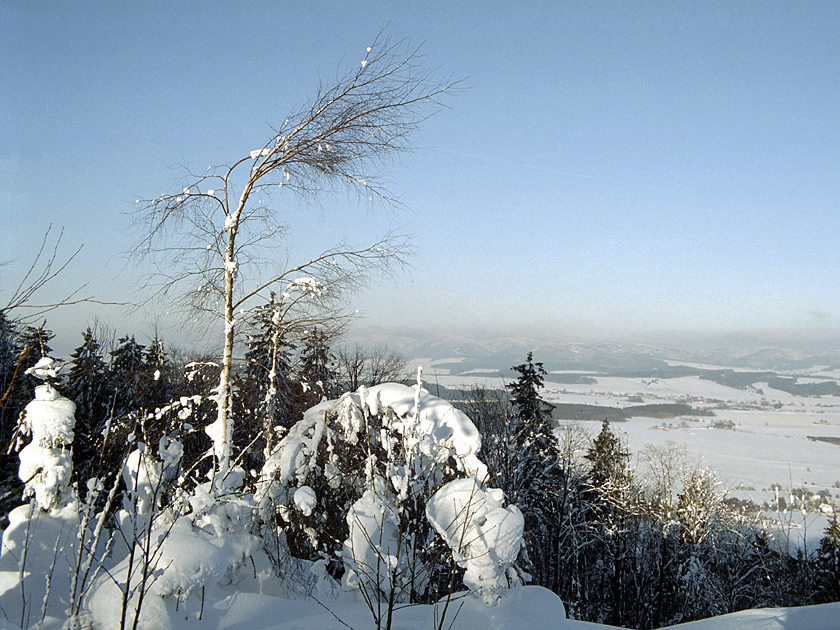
[
  {"x1": 65, "y1": 327, "x2": 110, "y2": 486},
  {"x1": 815, "y1": 512, "x2": 840, "y2": 603},
  {"x1": 0, "y1": 312, "x2": 24, "y2": 445},
  {"x1": 19, "y1": 323, "x2": 53, "y2": 363},
  {"x1": 237, "y1": 296, "x2": 300, "y2": 466},
  {"x1": 17, "y1": 322, "x2": 54, "y2": 396},
  {"x1": 585, "y1": 419, "x2": 631, "y2": 493},
  {"x1": 506, "y1": 352, "x2": 557, "y2": 466},
  {"x1": 109, "y1": 335, "x2": 147, "y2": 416},
  {"x1": 504, "y1": 352, "x2": 564, "y2": 590},
  {"x1": 0, "y1": 312, "x2": 25, "y2": 521},
  {"x1": 65, "y1": 327, "x2": 109, "y2": 424},
  {"x1": 143, "y1": 334, "x2": 172, "y2": 408},
  {"x1": 583, "y1": 420, "x2": 634, "y2": 626},
  {"x1": 298, "y1": 328, "x2": 338, "y2": 404},
  {"x1": 508, "y1": 352, "x2": 552, "y2": 427}
]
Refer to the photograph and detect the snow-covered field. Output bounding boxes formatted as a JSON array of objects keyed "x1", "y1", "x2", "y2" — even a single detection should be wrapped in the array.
[{"x1": 436, "y1": 371, "x2": 840, "y2": 549}]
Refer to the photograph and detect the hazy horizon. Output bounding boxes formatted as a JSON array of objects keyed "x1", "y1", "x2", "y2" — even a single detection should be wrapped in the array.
[
  {"x1": 45, "y1": 312, "x2": 840, "y2": 361},
  {"x1": 346, "y1": 321, "x2": 840, "y2": 355}
]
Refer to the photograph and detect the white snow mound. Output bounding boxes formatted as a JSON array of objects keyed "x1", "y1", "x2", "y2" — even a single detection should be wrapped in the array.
[{"x1": 426, "y1": 478, "x2": 524, "y2": 603}]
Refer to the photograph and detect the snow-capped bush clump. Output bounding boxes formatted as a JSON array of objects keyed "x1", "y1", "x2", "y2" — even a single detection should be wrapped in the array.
[
  {"x1": 143, "y1": 517, "x2": 229, "y2": 597},
  {"x1": 362, "y1": 383, "x2": 487, "y2": 480},
  {"x1": 258, "y1": 383, "x2": 488, "y2": 506},
  {"x1": 87, "y1": 513, "x2": 261, "y2": 629},
  {"x1": 258, "y1": 380, "x2": 520, "y2": 606},
  {"x1": 86, "y1": 443, "x2": 263, "y2": 629},
  {"x1": 122, "y1": 436, "x2": 183, "y2": 516},
  {"x1": 426, "y1": 478, "x2": 524, "y2": 604},
  {"x1": 0, "y1": 502, "x2": 82, "y2": 626},
  {"x1": 18, "y1": 360, "x2": 77, "y2": 511}
]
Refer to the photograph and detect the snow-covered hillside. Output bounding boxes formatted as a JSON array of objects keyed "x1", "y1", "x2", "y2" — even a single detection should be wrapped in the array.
[{"x1": 1, "y1": 361, "x2": 837, "y2": 630}]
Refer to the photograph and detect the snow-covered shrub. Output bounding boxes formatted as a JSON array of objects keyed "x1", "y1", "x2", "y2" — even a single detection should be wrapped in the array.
[
  {"x1": 114, "y1": 435, "x2": 184, "y2": 547},
  {"x1": 86, "y1": 435, "x2": 268, "y2": 629},
  {"x1": 342, "y1": 482, "x2": 409, "y2": 604},
  {"x1": 0, "y1": 501, "x2": 84, "y2": 628},
  {"x1": 86, "y1": 510, "x2": 264, "y2": 630},
  {"x1": 257, "y1": 381, "x2": 520, "y2": 608}
]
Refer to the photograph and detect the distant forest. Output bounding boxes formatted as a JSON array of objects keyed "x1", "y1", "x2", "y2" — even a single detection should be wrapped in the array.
[{"x1": 550, "y1": 402, "x2": 714, "y2": 422}]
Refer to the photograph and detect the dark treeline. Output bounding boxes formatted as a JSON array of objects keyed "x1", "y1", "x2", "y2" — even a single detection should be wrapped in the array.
[{"x1": 1, "y1": 313, "x2": 839, "y2": 628}]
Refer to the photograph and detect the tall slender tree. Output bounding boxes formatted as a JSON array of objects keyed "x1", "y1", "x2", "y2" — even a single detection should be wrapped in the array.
[
  {"x1": 0, "y1": 312, "x2": 24, "y2": 444},
  {"x1": 142, "y1": 333, "x2": 172, "y2": 408},
  {"x1": 816, "y1": 513, "x2": 840, "y2": 603},
  {"x1": 583, "y1": 419, "x2": 634, "y2": 627},
  {"x1": 65, "y1": 327, "x2": 109, "y2": 423},
  {"x1": 237, "y1": 295, "x2": 299, "y2": 462},
  {"x1": 298, "y1": 327, "x2": 338, "y2": 404},
  {"x1": 65, "y1": 327, "x2": 110, "y2": 488},
  {"x1": 131, "y1": 37, "x2": 453, "y2": 484}
]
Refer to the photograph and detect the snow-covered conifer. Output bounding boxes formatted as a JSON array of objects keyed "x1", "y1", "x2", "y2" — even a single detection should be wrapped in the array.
[
  {"x1": 109, "y1": 335, "x2": 147, "y2": 415},
  {"x1": 298, "y1": 327, "x2": 339, "y2": 403},
  {"x1": 501, "y1": 353, "x2": 564, "y2": 589},
  {"x1": 816, "y1": 512, "x2": 840, "y2": 603},
  {"x1": 18, "y1": 357, "x2": 77, "y2": 511}
]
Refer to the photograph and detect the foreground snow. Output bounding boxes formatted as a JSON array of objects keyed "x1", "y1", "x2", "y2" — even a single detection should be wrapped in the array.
[
  {"x1": 6, "y1": 590, "x2": 833, "y2": 630},
  {"x1": 662, "y1": 602, "x2": 840, "y2": 630},
  {"x1": 2, "y1": 580, "x2": 835, "y2": 630},
  {"x1": 197, "y1": 596, "x2": 840, "y2": 630}
]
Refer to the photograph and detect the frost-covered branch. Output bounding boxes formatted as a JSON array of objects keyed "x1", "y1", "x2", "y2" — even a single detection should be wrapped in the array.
[{"x1": 2, "y1": 225, "x2": 122, "y2": 321}]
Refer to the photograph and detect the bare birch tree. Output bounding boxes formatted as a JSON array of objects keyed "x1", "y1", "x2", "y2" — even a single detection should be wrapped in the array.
[
  {"x1": 336, "y1": 343, "x2": 409, "y2": 390},
  {"x1": 131, "y1": 36, "x2": 453, "y2": 485}
]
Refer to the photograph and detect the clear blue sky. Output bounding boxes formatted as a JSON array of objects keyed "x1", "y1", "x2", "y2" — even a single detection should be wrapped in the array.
[{"x1": 2, "y1": 1, "x2": 839, "y2": 353}]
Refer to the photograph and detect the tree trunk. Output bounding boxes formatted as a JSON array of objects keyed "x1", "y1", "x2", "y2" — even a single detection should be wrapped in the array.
[{"x1": 211, "y1": 185, "x2": 250, "y2": 487}]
